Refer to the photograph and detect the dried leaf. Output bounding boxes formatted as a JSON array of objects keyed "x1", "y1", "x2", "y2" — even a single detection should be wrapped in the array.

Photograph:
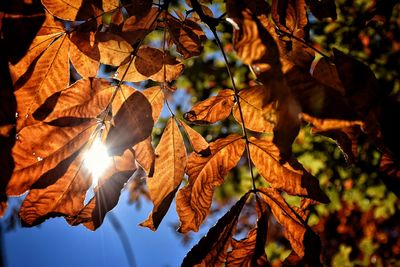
[
  {"x1": 117, "y1": 48, "x2": 184, "y2": 83},
  {"x1": 142, "y1": 86, "x2": 165, "y2": 123},
  {"x1": 134, "y1": 137, "x2": 155, "y2": 176},
  {"x1": 121, "y1": 7, "x2": 160, "y2": 44},
  {"x1": 227, "y1": 207, "x2": 270, "y2": 267},
  {"x1": 167, "y1": 16, "x2": 206, "y2": 59},
  {"x1": 233, "y1": 85, "x2": 276, "y2": 133},
  {"x1": 259, "y1": 188, "x2": 322, "y2": 266},
  {"x1": 7, "y1": 121, "x2": 97, "y2": 195},
  {"x1": 70, "y1": 32, "x2": 132, "y2": 66},
  {"x1": 140, "y1": 118, "x2": 186, "y2": 230},
  {"x1": 176, "y1": 134, "x2": 245, "y2": 233},
  {"x1": 42, "y1": 0, "x2": 100, "y2": 21},
  {"x1": 181, "y1": 191, "x2": 251, "y2": 267},
  {"x1": 135, "y1": 47, "x2": 163, "y2": 76},
  {"x1": 69, "y1": 40, "x2": 99, "y2": 78},
  {"x1": 178, "y1": 119, "x2": 210, "y2": 155},
  {"x1": 333, "y1": 48, "x2": 382, "y2": 117},
  {"x1": 249, "y1": 137, "x2": 329, "y2": 203},
  {"x1": 106, "y1": 90, "x2": 153, "y2": 156},
  {"x1": 122, "y1": 0, "x2": 153, "y2": 18},
  {"x1": 184, "y1": 90, "x2": 234, "y2": 125},
  {"x1": 272, "y1": 0, "x2": 308, "y2": 38},
  {"x1": 310, "y1": 56, "x2": 344, "y2": 95},
  {"x1": 68, "y1": 149, "x2": 137, "y2": 230}
]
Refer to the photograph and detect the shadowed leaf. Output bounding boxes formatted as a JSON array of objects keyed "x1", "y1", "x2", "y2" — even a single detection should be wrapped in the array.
[
  {"x1": 140, "y1": 118, "x2": 186, "y2": 230},
  {"x1": 121, "y1": 7, "x2": 160, "y2": 44},
  {"x1": 176, "y1": 134, "x2": 245, "y2": 233},
  {"x1": 106, "y1": 90, "x2": 153, "y2": 156},
  {"x1": 309, "y1": 0, "x2": 337, "y2": 20},
  {"x1": 181, "y1": 191, "x2": 251, "y2": 267},
  {"x1": 178, "y1": 119, "x2": 210, "y2": 155}
]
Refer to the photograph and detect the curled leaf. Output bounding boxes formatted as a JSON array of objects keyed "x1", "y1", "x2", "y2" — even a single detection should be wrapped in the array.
[{"x1": 178, "y1": 119, "x2": 210, "y2": 155}]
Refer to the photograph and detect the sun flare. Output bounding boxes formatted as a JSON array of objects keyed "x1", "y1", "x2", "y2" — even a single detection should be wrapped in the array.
[{"x1": 84, "y1": 137, "x2": 112, "y2": 187}]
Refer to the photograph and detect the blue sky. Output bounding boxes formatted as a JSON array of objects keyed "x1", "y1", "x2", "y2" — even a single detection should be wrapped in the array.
[{"x1": 2, "y1": 191, "x2": 203, "y2": 267}]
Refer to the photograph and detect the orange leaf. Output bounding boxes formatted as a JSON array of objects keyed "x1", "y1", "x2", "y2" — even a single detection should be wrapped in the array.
[
  {"x1": 140, "y1": 118, "x2": 186, "y2": 230},
  {"x1": 134, "y1": 137, "x2": 155, "y2": 176},
  {"x1": 184, "y1": 89, "x2": 234, "y2": 125},
  {"x1": 176, "y1": 134, "x2": 245, "y2": 233},
  {"x1": 259, "y1": 188, "x2": 322, "y2": 265},
  {"x1": 121, "y1": 7, "x2": 160, "y2": 44},
  {"x1": 249, "y1": 137, "x2": 329, "y2": 203},
  {"x1": 42, "y1": 0, "x2": 101, "y2": 21},
  {"x1": 178, "y1": 119, "x2": 210, "y2": 155},
  {"x1": 181, "y1": 191, "x2": 251, "y2": 266},
  {"x1": 233, "y1": 85, "x2": 276, "y2": 133},
  {"x1": 69, "y1": 40, "x2": 100, "y2": 78}
]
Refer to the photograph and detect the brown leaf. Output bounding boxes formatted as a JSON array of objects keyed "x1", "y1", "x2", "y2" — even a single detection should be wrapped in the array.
[
  {"x1": 121, "y1": 7, "x2": 160, "y2": 44},
  {"x1": 14, "y1": 34, "x2": 70, "y2": 130},
  {"x1": 140, "y1": 118, "x2": 186, "y2": 230},
  {"x1": 259, "y1": 188, "x2": 322, "y2": 266},
  {"x1": 181, "y1": 191, "x2": 251, "y2": 267},
  {"x1": 122, "y1": 0, "x2": 153, "y2": 18},
  {"x1": 135, "y1": 46, "x2": 163, "y2": 76},
  {"x1": 176, "y1": 134, "x2": 245, "y2": 233},
  {"x1": 310, "y1": 56, "x2": 344, "y2": 95},
  {"x1": 41, "y1": 0, "x2": 100, "y2": 21},
  {"x1": 167, "y1": 16, "x2": 207, "y2": 59},
  {"x1": 117, "y1": 48, "x2": 184, "y2": 83},
  {"x1": 333, "y1": 48, "x2": 382, "y2": 117},
  {"x1": 106, "y1": 90, "x2": 153, "y2": 156},
  {"x1": 233, "y1": 85, "x2": 276, "y2": 133},
  {"x1": 69, "y1": 40, "x2": 100, "y2": 78},
  {"x1": 7, "y1": 120, "x2": 97, "y2": 195},
  {"x1": 70, "y1": 32, "x2": 132, "y2": 66},
  {"x1": 249, "y1": 137, "x2": 329, "y2": 203},
  {"x1": 67, "y1": 148, "x2": 137, "y2": 230},
  {"x1": 301, "y1": 113, "x2": 363, "y2": 131},
  {"x1": 134, "y1": 137, "x2": 155, "y2": 176},
  {"x1": 0, "y1": 201, "x2": 7, "y2": 217},
  {"x1": 142, "y1": 86, "x2": 165, "y2": 123},
  {"x1": 183, "y1": 89, "x2": 234, "y2": 125},
  {"x1": 42, "y1": 79, "x2": 117, "y2": 125},
  {"x1": 178, "y1": 119, "x2": 210, "y2": 155},
  {"x1": 272, "y1": 0, "x2": 308, "y2": 38},
  {"x1": 227, "y1": 207, "x2": 270, "y2": 267},
  {"x1": 309, "y1": 0, "x2": 337, "y2": 20}
]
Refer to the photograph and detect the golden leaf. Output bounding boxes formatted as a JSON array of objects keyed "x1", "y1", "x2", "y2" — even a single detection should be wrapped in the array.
[
  {"x1": 178, "y1": 119, "x2": 210, "y2": 155},
  {"x1": 176, "y1": 134, "x2": 245, "y2": 233},
  {"x1": 140, "y1": 118, "x2": 186, "y2": 230},
  {"x1": 233, "y1": 85, "x2": 276, "y2": 133},
  {"x1": 184, "y1": 89, "x2": 234, "y2": 125},
  {"x1": 249, "y1": 137, "x2": 329, "y2": 203}
]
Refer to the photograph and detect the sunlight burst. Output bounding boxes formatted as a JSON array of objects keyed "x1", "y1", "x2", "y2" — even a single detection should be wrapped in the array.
[{"x1": 84, "y1": 136, "x2": 112, "y2": 187}]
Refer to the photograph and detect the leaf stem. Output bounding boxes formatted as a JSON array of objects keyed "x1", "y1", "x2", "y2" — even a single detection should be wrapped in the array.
[{"x1": 210, "y1": 30, "x2": 258, "y2": 194}]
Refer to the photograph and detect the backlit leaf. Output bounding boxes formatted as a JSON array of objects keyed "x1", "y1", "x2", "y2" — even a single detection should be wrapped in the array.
[
  {"x1": 249, "y1": 137, "x2": 329, "y2": 203},
  {"x1": 121, "y1": 7, "x2": 160, "y2": 44},
  {"x1": 68, "y1": 148, "x2": 137, "y2": 230},
  {"x1": 183, "y1": 89, "x2": 234, "y2": 125},
  {"x1": 181, "y1": 191, "x2": 251, "y2": 267},
  {"x1": 176, "y1": 134, "x2": 245, "y2": 233},
  {"x1": 178, "y1": 119, "x2": 210, "y2": 155},
  {"x1": 140, "y1": 118, "x2": 186, "y2": 230},
  {"x1": 233, "y1": 85, "x2": 276, "y2": 133},
  {"x1": 42, "y1": 0, "x2": 101, "y2": 21},
  {"x1": 69, "y1": 40, "x2": 100, "y2": 78},
  {"x1": 259, "y1": 188, "x2": 322, "y2": 266},
  {"x1": 134, "y1": 137, "x2": 155, "y2": 176}
]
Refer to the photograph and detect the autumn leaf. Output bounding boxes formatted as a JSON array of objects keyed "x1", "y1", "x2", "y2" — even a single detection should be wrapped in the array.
[
  {"x1": 121, "y1": 7, "x2": 160, "y2": 44},
  {"x1": 310, "y1": 56, "x2": 344, "y2": 95},
  {"x1": 140, "y1": 118, "x2": 186, "y2": 230},
  {"x1": 69, "y1": 41, "x2": 100, "y2": 78},
  {"x1": 259, "y1": 188, "x2": 322, "y2": 266},
  {"x1": 181, "y1": 191, "x2": 251, "y2": 267},
  {"x1": 42, "y1": 0, "x2": 102, "y2": 21},
  {"x1": 227, "y1": 205, "x2": 270, "y2": 267},
  {"x1": 166, "y1": 15, "x2": 207, "y2": 59},
  {"x1": 70, "y1": 32, "x2": 132, "y2": 66},
  {"x1": 272, "y1": 0, "x2": 308, "y2": 38},
  {"x1": 67, "y1": 148, "x2": 137, "y2": 230},
  {"x1": 183, "y1": 89, "x2": 234, "y2": 125},
  {"x1": 233, "y1": 85, "x2": 276, "y2": 133},
  {"x1": 249, "y1": 137, "x2": 329, "y2": 203},
  {"x1": 7, "y1": 120, "x2": 97, "y2": 196},
  {"x1": 178, "y1": 119, "x2": 210, "y2": 155},
  {"x1": 176, "y1": 134, "x2": 245, "y2": 233},
  {"x1": 106, "y1": 90, "x2": 153, "y2": 156},
  {"x1": 134, "y1": 137, "x2": 155, "y2": 176},
  {"x1": 122, "y1": 0, "x2": 153, "y2": 18},
  {"x1": 117, "y1": 47, "x2": 184, "y2": 83}
]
